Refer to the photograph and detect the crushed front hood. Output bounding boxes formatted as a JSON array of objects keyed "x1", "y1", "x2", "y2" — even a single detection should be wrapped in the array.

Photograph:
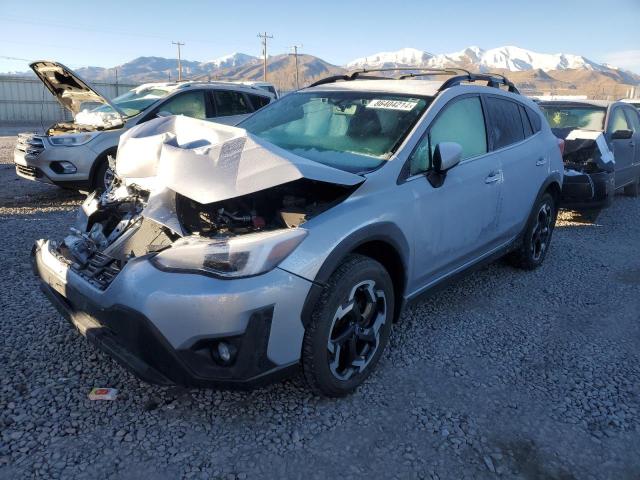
[
  {"x1": 115, "y1": 115, "x2": 365, "y2": 204},
  {"x1": 562, "y1": 129, "x2": 615, "y2": 173},
  {"x1": 30, "y1": 60, "x2": 124, "y2": 121}
]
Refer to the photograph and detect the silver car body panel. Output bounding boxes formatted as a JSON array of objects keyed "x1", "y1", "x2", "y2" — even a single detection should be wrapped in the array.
[
  {"x1": 34, "y1": 80, "x2": 564, "y2": 377},
  {"x1": 36, "y1": 239, "x2": 311, "y2": 365}
]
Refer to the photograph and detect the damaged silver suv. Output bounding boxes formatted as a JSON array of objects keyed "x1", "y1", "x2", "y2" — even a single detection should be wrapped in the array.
[{"x1": 33, "y1": 70, "x2": 563, "y2": 396}]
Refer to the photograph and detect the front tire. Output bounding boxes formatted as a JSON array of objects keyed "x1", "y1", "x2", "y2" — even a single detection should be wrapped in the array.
[
  {"x1": 507, "y1": 192, "x2": 557, "y2": 270},
  {"x1": 302, "y1": 254, "x2": 394, "y2": 397},
  {"x1": 92, "y1": 156, "x2": 115, "y2": 191}
]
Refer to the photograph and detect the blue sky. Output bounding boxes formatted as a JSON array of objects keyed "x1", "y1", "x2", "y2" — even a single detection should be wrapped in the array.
[{"x1": 1, "y1": 0, "x2": 639, "y2": 73}]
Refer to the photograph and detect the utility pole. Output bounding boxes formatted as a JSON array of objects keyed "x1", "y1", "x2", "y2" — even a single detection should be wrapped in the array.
[
  {"x1": 289, "y1": 44, "x2": 303, "y2": 89},
  {"x1": 257, "y1": 32, "x2": 273, "y2": 81},
  {"x1": 172, "y1": 41, "x2": 185, "y2": 81}
]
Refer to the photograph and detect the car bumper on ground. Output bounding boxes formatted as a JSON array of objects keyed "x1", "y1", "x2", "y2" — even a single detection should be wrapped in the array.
[
  {"x1": 560, "y1": 170, "x2": 614, "y2": 211},
  {"x1": 32, "y1": 240, "x2": 312, "y2": 388}
]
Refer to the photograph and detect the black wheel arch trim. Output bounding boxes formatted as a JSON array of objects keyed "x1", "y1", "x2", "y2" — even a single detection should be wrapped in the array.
[
  {"x1": 537, "y1": 173, "x2": 563, "y2": 206},
  {"x1": 300, "y1": 222, "x2": 410, "y2": 328},
  {"x1": 89, "y1": 146, "x2": 118, "y2": 187}
]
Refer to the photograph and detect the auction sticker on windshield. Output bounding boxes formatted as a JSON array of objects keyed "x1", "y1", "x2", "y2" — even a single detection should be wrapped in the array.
[{"x1": 366, "y1": 99, "x2": 418, "y2": 111}]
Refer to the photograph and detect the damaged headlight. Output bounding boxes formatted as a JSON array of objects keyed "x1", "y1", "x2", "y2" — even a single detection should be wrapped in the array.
[
  {"x1": 151, "y1": 228, "x2": 307, "y2": 278},
  {"x1": 48, "y1": 132, "x2": 98, "y2": 146}
]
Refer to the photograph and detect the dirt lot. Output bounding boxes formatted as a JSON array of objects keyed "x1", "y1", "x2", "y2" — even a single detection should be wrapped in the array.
[{"x1": 0, "y1": 132, "x2": 639, "y2": 479}]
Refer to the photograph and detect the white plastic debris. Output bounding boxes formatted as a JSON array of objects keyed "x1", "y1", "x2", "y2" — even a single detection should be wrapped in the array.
[{"x1": 88, "y1": 387, "x2": 118, "y2": 401}]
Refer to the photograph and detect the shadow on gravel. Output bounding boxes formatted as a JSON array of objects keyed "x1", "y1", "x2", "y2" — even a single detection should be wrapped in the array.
[{"x1": 498, "y1": 439, "x2": 577, "y2": 480}]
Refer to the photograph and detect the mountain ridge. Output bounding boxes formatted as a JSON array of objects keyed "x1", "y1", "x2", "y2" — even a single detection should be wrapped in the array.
[{"x1": 5, "y1": 45, "x2": 638, "y2": 97}]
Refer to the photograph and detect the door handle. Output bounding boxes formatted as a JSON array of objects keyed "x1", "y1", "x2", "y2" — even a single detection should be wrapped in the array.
[
  {"x1": 536, "y1": 158, "x2": 547, "y2": 166},
  {"x1": 485, "y1": 171, "x2": 502, "y2": 184}
]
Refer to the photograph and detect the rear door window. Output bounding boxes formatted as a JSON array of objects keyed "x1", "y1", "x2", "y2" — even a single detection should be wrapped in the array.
[
  {"x1": 157, "y1": 91, "x2": 207, "y2": 119},
  {"x1": 485, "y1": 96, "x2": 525, "y2": 149},
  {"x1": 214, "y1": 90, "x2": 251, "y2": 117},
  {"x1": 247, "y1": 94, "x2": 271, "y2": 111}
]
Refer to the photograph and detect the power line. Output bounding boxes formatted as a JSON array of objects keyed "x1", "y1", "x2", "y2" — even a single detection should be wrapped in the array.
[
  {"x1": 257, "y1": 32, "x2": 273, "y2": 82},
  {"x1": 289, "y1": 44, "x2": 303, "y2": 89},
  {"x1": 172, "y1": 41, "x2": 185, "y2": 81}
]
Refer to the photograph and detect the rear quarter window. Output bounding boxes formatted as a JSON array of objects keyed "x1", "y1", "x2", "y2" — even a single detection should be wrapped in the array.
[{"x1": 526, "y1": 106, "x2": 542, "y2": 132}]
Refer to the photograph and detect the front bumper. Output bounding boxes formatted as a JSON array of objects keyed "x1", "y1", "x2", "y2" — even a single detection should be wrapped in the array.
[
  {"x1": 32, "y1": 240, "x2": 311, "y2": 388},
  {"x1": 14, "y1": 144, "x2": 94, "y2": 188},
  {"x1": 560, "y1": 170, "x2": 614, "y2": 211}
]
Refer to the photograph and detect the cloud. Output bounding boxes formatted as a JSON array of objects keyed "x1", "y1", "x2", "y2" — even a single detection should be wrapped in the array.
[{"x1": 601, "y1": 50, "x2": 640, "y2": 74}]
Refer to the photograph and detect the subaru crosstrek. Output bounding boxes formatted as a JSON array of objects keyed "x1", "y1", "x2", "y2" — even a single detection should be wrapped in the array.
[
  {"x1": 33, "y1": 70, "x2": 563, "y2": 397},
  {"x1": 14, "y1": 61, "x2": 274, "y2": 191}
]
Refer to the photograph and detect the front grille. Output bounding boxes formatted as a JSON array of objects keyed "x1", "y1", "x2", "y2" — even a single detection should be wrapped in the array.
[
  {"x1": 15, "y1": 164, "x2": 41, "y2": 178},
  {"x1": 16, "y1": 133, "x2": 45, "y2": 157},
  {"x1": 72, "y1": 252, "x2": 124, "y2": 290}
]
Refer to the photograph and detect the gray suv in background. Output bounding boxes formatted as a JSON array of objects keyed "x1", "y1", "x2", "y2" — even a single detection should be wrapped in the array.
[
  {"x1": 33, "y1": 69, "x2": 563, "y2": 397},
  {"x1": 539, "y1": 100, "x2": 640, "y2": 210},
  {"x1": 14, "y1": 61, "x2": 274, "y2": 191}
]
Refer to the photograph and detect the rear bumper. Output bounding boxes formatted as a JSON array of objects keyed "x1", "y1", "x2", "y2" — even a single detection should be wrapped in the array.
[
  {"x1": 561, "y1": 170, "x2": 614, "y2": 211},
  {"x1": 32, "y1": 240, "x2": 309, "y2": 388}
]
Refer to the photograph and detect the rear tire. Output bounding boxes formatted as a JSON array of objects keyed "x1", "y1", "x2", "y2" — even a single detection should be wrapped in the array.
[
  {"x1": 507, "y1": 192, "x2": 557, "y2": 270},
  {"x1": 302, "y1": 254, "x2": 394, "y2": 397},
  {"x1": 624, "y1": 176, "x2": 639, "y2": 197}
]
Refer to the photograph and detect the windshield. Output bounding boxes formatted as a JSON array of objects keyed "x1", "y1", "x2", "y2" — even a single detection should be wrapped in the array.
[
  {"x1": 540, "y1": 105, "x2": 606, "y2": 131},
  {"x1": 92, "y1": 87, "x2": 174, "y2": 117},
  {"x1": 239, "y1": 91, "x2": 430, "y2": 173}
]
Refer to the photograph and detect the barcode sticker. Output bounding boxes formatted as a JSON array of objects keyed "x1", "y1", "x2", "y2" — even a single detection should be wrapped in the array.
[{"x1": 366, "y1": 99, "x2": 418, "y2": 111}]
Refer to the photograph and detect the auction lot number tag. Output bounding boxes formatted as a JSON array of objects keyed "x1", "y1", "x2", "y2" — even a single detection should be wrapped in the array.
[{"x1": 366, "y1": 99, "x2": 418, "y2": 111}]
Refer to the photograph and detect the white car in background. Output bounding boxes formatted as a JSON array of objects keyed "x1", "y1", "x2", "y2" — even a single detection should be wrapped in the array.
[{"x1": 14, "y1": 61, "x2": 275, "y2": 190}]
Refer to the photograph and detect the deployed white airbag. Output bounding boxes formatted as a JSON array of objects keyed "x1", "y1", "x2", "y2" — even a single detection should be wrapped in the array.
[{"x1": 116, "y1": 115, "x2": 364, "y2": 204}]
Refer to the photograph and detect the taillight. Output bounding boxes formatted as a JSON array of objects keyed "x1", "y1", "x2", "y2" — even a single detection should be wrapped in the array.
[{"x1": 556, "y1": 137, "x2": 565, "y2": 156}]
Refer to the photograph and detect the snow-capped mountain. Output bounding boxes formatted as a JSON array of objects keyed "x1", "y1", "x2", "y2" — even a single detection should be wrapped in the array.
[
  {"x1": 347, "y1": 48, "x2": 434, "y2": 69},
  {"x1": 202, "y1": 52, "x2": 258, "y2": 69},
  {"x1": 347, "y1": 45, "x2": 608, "y2": 73}
]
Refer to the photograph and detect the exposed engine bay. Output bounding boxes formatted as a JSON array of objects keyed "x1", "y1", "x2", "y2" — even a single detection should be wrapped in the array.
[
  {"x1": 177, "y1": 179, "x2": 352, "y2": 235},
  {"x1": 56, "y1": 175, "x2": 354, "y2": 289},
  {"x1": 46, "y1": 120, "x2": 118, "y2": 136}
]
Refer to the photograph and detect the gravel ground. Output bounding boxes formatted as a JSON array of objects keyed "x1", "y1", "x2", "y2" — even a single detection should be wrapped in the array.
[{"x1": 1, "y1": 132, "x2": 639, "y2": 479}]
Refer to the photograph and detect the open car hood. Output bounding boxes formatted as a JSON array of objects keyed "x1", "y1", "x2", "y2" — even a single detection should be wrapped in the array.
[
  {"x1": 30, "y1": 60, "x2": 125, "y2": 120},
  {"x1": 115, "y1": 115, "x2": 365, "y2": 205}
]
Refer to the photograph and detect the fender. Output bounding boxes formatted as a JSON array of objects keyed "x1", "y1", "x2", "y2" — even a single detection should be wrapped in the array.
[{"x1": 299, "y1": 221, "x2": 410, "y2": 327}]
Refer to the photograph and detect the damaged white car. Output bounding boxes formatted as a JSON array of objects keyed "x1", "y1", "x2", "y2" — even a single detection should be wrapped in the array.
[
  {"x1": 14, "y1": 61, "x2": 274, "y2": 191},
  {"x1": 540, "y1": 100, "x2": 640, "y2": 210},
  {"x1": 34, "y1": 71, "x2": 564, "y2": 396}
]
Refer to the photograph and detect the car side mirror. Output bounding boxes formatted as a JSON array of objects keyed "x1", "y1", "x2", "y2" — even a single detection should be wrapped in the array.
[
  {"x1": 156, "y1": 110, "x2": 173, "y2": 118},
  {"x1": 612, "y1": 129, "x2": 632, "y2": 140},
  {"x1": 427, "y1": 142, "x2": 462, "y2": 188},
  {"x1": 433, "y1": 142, "x2": 463, "y2": 172}
]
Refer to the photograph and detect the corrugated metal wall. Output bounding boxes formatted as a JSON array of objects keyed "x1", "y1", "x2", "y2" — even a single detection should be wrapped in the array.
[{"x1": 0, "y1": 76, "x2": 138, "y2": 124}]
